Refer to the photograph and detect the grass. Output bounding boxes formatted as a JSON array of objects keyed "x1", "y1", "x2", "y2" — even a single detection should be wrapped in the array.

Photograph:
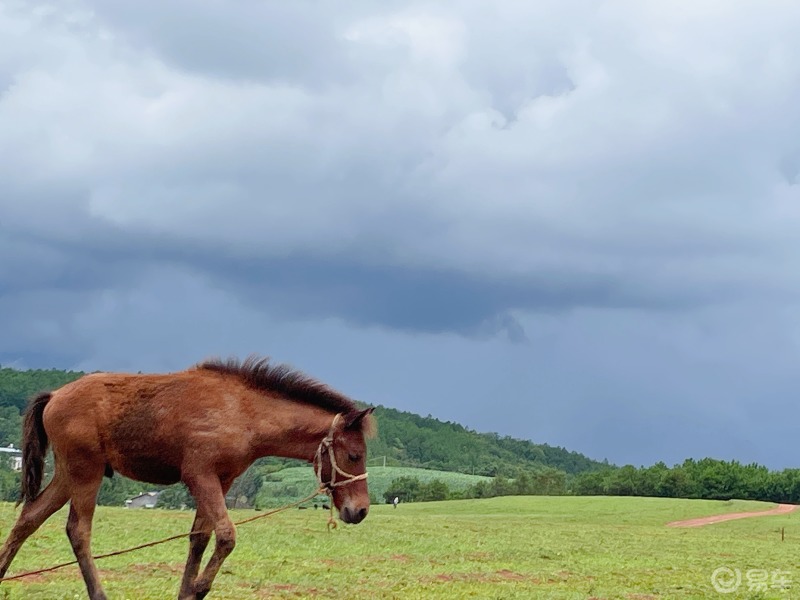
[
  {"x1": 0, "y1": 496, "x2": 796, "y2": 599},
  {"x1": 255, "y1": 466, "x2": 490, "y2": 507}
]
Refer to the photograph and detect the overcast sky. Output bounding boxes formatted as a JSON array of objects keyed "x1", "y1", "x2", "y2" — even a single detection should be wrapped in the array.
[{"x1": 2, "y1": 1, "x2": 800, "y2": 469}]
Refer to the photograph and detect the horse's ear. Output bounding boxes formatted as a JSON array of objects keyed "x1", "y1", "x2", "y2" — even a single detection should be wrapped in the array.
[{"x1": 344, "y1": 407, "x2": 376, "y2": 436}]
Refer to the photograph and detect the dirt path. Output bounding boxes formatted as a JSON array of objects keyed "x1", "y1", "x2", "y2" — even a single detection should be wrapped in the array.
[{"x1": 666, "y1": 503, "x2": 797, "y2": 528}]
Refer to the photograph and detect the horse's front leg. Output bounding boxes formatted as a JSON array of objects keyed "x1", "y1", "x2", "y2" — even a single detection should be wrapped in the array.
[
  {"x1": 178, "y1": 508, "x2": 212, "y2": 599},
  {"x1": 182, "y1": 475, "x2": 236, "y2": 600}
]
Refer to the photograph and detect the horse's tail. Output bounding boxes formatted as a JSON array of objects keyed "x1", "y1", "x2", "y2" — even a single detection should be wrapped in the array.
[{"x1": 18, "y1": 392, "x2": 52, "y2": 506}]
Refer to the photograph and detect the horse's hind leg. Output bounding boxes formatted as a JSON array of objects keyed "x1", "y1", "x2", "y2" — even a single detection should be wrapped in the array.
[
  {"x1": 65, "y1": 466, "x2": 107, "y2": 600},
  {"x1": 0, "y1": 473, "x2": 70, "y2": 578}
]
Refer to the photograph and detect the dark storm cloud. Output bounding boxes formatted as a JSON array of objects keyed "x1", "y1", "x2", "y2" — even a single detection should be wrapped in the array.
[
  {"x1": 200, "y1": 253, "x2": 699, "y2": 337},
  {"x1": 0, "y1": 236, "x2": 613, "y2": 347},
  {"x1": 1, "y1": 213, "x2": 717, "y2": 345}
]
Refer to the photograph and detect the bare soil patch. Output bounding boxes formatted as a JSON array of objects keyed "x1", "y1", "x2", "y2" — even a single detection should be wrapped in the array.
[{"x1": 666, "y1": 503, "x2": 797, "y2": 527}]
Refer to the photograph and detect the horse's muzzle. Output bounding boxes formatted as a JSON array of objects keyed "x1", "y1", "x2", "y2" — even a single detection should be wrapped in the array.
[{"x1": 341, "y1": 506, "x2": 368, "y2": 524}]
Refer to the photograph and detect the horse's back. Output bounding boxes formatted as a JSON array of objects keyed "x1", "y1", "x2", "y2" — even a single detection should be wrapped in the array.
[{"x1": 45, "y1": 371, "x2": 194, "y2": 425}]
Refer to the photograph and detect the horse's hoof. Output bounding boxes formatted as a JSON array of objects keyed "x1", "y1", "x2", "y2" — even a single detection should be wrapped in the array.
[
  {"x1": 178, "y1": 585, "x2": 209, "y2": 600},
  {"x1": 191, "y1": 581, "x2": 211, "y2": 599},
  {"x1": 177, "y1": 593, "x2": 208, "y2": 600}
]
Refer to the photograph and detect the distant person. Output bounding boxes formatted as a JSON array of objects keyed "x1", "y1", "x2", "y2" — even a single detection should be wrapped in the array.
[{"x1": 393, "y1": 496, "x2": 399, "y2": 509}]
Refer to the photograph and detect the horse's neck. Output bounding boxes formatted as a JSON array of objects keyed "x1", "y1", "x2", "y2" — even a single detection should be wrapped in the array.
[{"x1": 251, "y1": 402, "x2": 335, "y2": 463}]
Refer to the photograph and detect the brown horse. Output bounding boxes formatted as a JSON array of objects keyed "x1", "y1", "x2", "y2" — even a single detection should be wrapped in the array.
[{"x1": 0, "y1": 356, "x2": 376, "y2": 599}]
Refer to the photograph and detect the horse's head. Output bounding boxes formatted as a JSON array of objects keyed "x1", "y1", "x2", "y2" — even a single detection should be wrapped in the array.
[{"x1": 315, "y1": 407, "x2": 376, "y2": 525}]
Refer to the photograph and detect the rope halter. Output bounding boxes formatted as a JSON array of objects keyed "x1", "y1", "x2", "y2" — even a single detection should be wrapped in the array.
[{"x1": 313, "y1": 413, "x2": 369, "y2": 492}]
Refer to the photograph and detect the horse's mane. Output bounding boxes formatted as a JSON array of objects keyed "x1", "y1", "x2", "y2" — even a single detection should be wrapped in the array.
[{"x1": 196, "y1": 355, "x2": 358, "y2": 415}]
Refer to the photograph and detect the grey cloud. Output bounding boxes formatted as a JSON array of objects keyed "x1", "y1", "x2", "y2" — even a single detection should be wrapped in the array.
[
  {"x1": 83, "y1": 1, "x2": 407, "y2": 86},
  {"x1": 3, "y1": 0, "x2": 800, "y2": 469},
  {"x1": 779, "y1": 152, "x2": 800, "y2": 184}
]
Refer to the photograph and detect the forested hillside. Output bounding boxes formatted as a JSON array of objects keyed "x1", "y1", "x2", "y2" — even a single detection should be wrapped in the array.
[
  {"x1": 366, "y1": 405, "x2": 606, "y2": 475},
  {"x1": 1, "y1": 365, "x2": 799, "y2": 507},
  {"x1": 0, "y1": 366, "x2": 86, "y2": 413},
  {"x1": 0, "y1": 365, "x2": 607, "y2": 477},
  {"x1": 0, "y1": 366, "x2": 89, "y2": 450},
  {"x1": 0, "y1": 364, "x2": 607, "y2": 506}
]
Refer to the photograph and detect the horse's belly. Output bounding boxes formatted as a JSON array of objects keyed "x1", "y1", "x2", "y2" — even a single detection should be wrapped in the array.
[
  {"x1": 113, "y1": 456, "x2": 181, "y2": 485},
  {"x1": 105, "y1": 398, "x2": 184, "y2": 484}
]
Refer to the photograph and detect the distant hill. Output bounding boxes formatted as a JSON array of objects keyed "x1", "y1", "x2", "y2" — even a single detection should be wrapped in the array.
[
  {"x1": 0, "y1": 364, "x2": 608, "y2": 480},
  {"x1": 254, "y1": 465, "x2": 491, "y2": 508},
  {"x1": 365, "y1": 405, "x2": 608, "y2": 476}
]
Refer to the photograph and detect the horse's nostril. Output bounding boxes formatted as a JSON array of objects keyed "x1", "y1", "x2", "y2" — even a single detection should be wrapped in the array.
[{"x1": 342, "y1": 506, "x2": 368, "y2": 524}]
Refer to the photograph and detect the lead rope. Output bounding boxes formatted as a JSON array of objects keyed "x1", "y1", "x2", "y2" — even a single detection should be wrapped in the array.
[
  {"x1": 0, "y1": 412, "x2": 367, "y2": 582},
  {"x1": 0, "y1": 487, "x2": 325, "y2": 583}
]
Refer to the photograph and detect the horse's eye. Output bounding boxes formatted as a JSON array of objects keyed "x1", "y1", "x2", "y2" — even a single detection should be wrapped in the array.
[{"x1": 348, "y1": 453, "x2": 361, "y2": 462}]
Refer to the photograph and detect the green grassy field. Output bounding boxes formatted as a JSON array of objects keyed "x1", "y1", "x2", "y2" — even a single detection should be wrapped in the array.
[
  {"x1": 255, "y1": 466, "x2": 490, "y2": 507},
  {"x1": 0, "y1": 496, "x2": 796, "y2": 599}
]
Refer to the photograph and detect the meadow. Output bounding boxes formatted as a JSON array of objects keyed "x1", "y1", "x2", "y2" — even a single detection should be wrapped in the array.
[{"x1": 0, "y1": 496, "x2": 796, "y2": 599}]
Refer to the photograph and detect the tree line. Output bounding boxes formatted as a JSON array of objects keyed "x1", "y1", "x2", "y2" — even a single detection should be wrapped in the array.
[
  {"x1": 382, "y1": 458, "x2": 800, "y2": 504},
  {"x1": 383, "y1": 467, "x2": 569, "y2": 504},
  {"x1": 571, "y1": 458, "x2": 800, "y2": 503}
]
